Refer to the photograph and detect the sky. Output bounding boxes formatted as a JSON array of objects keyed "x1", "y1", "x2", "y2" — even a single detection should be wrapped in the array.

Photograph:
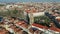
[{"x1": 0, "y1": 0, "x2": 60, "y2": 3}]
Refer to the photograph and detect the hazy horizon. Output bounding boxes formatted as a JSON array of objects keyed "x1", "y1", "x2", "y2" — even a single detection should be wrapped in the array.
[{"x1": 0, "y1": 0, "x2": 60, "y2": 3}]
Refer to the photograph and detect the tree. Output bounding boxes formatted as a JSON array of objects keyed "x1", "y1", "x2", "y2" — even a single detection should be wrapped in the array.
[{"x1": 34, "y1": 15, "x2": 51, "y2": 26}]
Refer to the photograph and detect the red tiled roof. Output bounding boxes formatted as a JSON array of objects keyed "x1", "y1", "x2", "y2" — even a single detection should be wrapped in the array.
[
  {"x1": 32, "y1": 23, "x2": 47, "y2": 29},
  {"x1": 50, "y1": 27, "x2": 60, "y2": 32},
  {"x1": 32, "y1": 23, "x2": 60, "y2": 32}
]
